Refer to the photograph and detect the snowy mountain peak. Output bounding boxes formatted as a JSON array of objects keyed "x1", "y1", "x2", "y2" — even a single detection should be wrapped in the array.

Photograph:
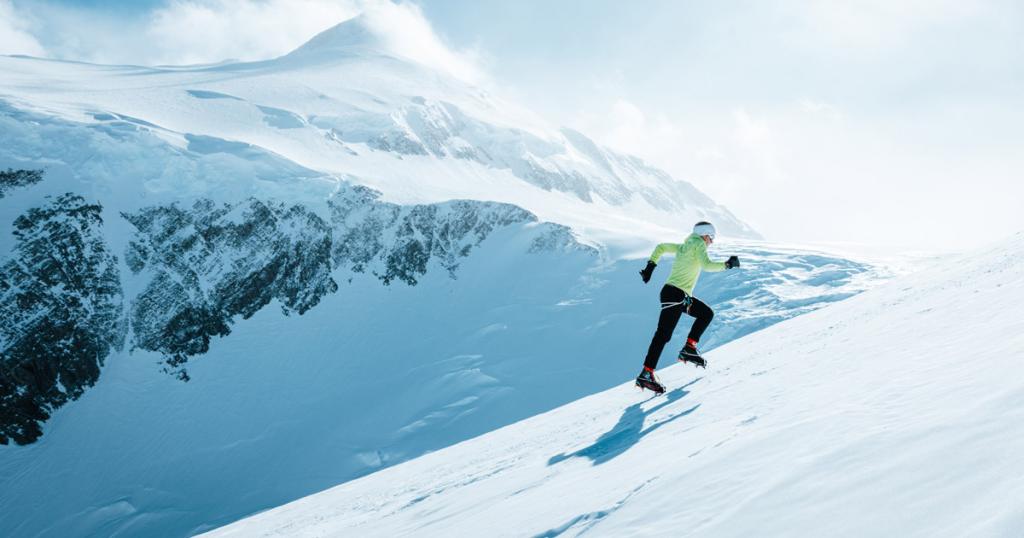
[
  {"x1": 0, "y1": 23, "x2": 761, "y2": 248},
  {"x1": 283, "y1": 15, "x2": 389, "y2": 61}
]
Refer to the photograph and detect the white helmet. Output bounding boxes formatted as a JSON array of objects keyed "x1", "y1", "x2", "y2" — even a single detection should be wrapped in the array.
[{"x1": 693, "y1": 221, "x2": 716, "y2": 239}]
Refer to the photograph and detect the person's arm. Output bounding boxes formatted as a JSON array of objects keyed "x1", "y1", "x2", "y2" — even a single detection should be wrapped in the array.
[
  {"x1": 698, "y1": 243, "x2": 728, "y2": 272},
  {"x1": 640, "y1": 243, "x2": 677, "y2": 283},
  {"x1": 649, "y1": 243, "x2": 677, "y2": 264}
]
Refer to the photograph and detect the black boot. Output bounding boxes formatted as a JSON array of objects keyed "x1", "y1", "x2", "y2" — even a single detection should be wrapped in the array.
[
  {"x1": 678, "y1": 341, "x2": 707, "y2": 368},
  {"x1": 635, "y1": 367, "x2": 665, "y2": 394}
]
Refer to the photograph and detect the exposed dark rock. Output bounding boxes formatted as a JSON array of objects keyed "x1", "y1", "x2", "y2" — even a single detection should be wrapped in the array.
[
  {"x1": 0, "y1": 193, "x2": 124, "y2": 445},
  {"x1": 529, "y1": 224, "x2": 587, "y2": 253},
  {"x1": 0, "y1": 180, "x2": 593, "y2": 443},
  {"x1": 0, "y1": 168, "x2": 43, "y2": 198},
  {"x1": 368, "y1": 131, "x2": 429, "y2": 155},
  {"x1": 123, "y1": 198, "x2": 338, "y2": 379},
  {"x1": 124, "y1": 188, "x2": 593, "y2": 378},
  {"x1": 329, "y1": 186, "x2": 573, "y2": 285}
]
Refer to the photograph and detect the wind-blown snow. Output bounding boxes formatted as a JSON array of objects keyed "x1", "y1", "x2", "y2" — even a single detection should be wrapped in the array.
[{"x1": 204, "y1": 233, "x2": 1024, "y2": 537}]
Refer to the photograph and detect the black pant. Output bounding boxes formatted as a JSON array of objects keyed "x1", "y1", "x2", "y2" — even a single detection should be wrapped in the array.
[{"x1": 644, "y1": 285, "x2": 714, "y2": 369}]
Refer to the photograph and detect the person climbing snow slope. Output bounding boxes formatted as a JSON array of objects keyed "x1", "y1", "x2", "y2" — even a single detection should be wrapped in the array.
[{"x1": 635, "y1": 221, "x2": 740, "y2": 394}]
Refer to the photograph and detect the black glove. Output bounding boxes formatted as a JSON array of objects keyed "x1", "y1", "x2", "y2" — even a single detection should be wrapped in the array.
[
  {"x1": 640, "y1": 260, "x2": 656, "y2": 283},
  {"x1": 725, "y1": 255, "x2": 740, "y2": 269}
]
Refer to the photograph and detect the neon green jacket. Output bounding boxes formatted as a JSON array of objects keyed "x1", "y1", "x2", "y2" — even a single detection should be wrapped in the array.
[{"x1": 649, "y1": 234, "x2": 727, "y2": 294}]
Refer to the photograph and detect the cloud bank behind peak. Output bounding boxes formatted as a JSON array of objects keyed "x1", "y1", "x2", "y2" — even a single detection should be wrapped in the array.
[{"x1": 2, "y1": 0, "x2": 484, "y2": 83}]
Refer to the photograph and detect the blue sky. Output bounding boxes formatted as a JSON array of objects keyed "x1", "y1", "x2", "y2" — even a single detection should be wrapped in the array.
[{"x1": 2, "y1": 0, "x2": 1022, "y2": 249}]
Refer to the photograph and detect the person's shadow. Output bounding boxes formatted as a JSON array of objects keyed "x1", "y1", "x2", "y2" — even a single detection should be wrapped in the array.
[{"x1": 548, "y1": 378, "x2": 702, "y2": 467}]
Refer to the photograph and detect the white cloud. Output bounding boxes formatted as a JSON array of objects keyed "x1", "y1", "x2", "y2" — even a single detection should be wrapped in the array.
[
  {"x1": 730, "y1": 108, "x2": 788, "y2": 185},
  {"x1": 731, "y1": 108, "x2": 769, "y2": 147},
  {"x1": 114, "y1": 0, "x2": 361, "y2": 65},
  {"x1": 799, "y1": 99, "x2": 843, "y2": 121},
  {"x1": 360, "y1": 1, "x2": 484, "y2": 84},
  {"x1": 8, "y1": 0, "x2": 483, "y2": 82},
  {"x1": 0, "y1": 0, "x2": 46, "y2": 57},
  {"x1": 548, "y1": 1, "x2": 1024, "y2": 249},
  {"x1": 587, "y1": 99, "x2": 685, "y2": 163},
  {"x1": 785, "y1": 0, "x2": 994, "y2": 57}
]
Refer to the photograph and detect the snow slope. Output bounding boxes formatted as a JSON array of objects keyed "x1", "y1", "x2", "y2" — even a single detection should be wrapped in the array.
[
  {"x1": 205, "y1": 233, "x2": 1024, "y2": 537},
  {"x1": 0, "y1": 225, "x2": 887, "y2": 537}
]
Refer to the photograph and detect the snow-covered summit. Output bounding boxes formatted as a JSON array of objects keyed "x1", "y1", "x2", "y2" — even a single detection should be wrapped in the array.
[
  {"x1": 282, "y1": 15, "x2": 389, "y2": 61},
  {"x1": 204, "y1": 233, "x2": 1024, "y2": 537}
]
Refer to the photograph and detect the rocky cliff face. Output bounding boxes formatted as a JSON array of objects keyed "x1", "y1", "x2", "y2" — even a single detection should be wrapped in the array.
[
  {"x1": 0, "y1": 173, "x2": 591, "y2": 443},
  {"x1": 328, "y1": 185, "x2": 583, "y2": 285},
  {"x1": 0, "y1": 193, "x2": 125, "y2": 445},
  {"x1": 123, "y1": 198, "x2": 339, "y2": 381},
  {"x1": 124, "y1": 186, "x2": 588, "y2": 380}
]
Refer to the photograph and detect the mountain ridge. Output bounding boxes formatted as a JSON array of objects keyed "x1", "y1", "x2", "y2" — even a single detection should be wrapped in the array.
[{"x1": 0, "y1": 25, "x2": 760, "y2": 246}]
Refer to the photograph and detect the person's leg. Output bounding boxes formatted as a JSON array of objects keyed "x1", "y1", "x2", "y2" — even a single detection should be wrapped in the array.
[
  {"x1": 644, "y1": 286, "x2": 687, "y2": 369},
  {"x1": 685, "y1": 297, "x2": 714, "y2": 345}
]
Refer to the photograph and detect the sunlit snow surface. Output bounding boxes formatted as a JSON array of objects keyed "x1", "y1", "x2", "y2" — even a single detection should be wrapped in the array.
[
  {"x1": 205, "y1": 234, "x2": 1024, "y2": 538},
  {"x1": 0, "y1": 19, "x2": 929, "y2": 538}
]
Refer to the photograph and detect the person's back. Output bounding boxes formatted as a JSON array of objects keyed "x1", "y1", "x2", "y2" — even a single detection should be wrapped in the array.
[{"x1": 651, "y1": 233, "x2": 725, "y2": 295}]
